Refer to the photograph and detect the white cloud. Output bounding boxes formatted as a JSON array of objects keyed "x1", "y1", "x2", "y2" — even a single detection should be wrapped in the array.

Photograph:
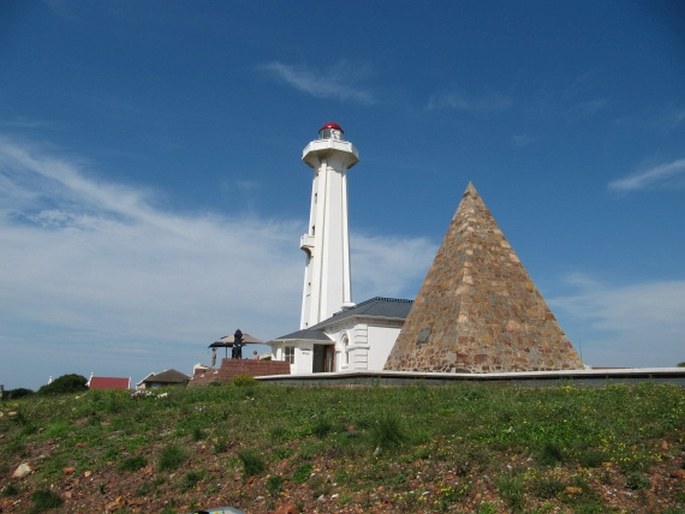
[
  {"x1": 260, "y1": 61, "x2": 375, "y2": 105},
  {"x1": 608, "y1": 157, "x2": 685, "y2": 192},
  {"x1": 0, "y1": 136, "x2": 428, "y2": 388},
  {"x1": 352, "y1": 233, "x2": 435, "y2": 301},
  {"x1": 550, "y1": 275, "x2": 685, "y2": 367}
]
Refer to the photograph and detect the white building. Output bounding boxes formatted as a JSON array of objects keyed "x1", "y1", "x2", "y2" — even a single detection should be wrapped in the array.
[{"x1": 270, "y1": 123, "x2": 411, "y2": 374}]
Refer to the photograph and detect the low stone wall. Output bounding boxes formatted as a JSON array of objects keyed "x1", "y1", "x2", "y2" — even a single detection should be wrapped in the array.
[{"x1": 188, "y1": 358, "x2": 290, "y2": 387}]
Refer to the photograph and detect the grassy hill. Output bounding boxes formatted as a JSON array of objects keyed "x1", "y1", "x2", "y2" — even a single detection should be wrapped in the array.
[{"x1": 1, "y1": 380, "x2": 684, "y2": 513}]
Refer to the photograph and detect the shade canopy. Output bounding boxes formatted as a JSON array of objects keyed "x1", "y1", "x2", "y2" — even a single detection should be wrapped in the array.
[{"x1": 209, "y1": 332, "x2": 263, "y2": 348}]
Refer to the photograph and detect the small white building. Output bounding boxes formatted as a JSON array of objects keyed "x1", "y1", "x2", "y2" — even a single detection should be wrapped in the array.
[{"x1": 271, "y1": 297, "x2": 412, "y2": 374}]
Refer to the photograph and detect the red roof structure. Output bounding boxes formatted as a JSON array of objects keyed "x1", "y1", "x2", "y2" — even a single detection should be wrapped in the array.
[
  {"x1": 320, "y1": 121, "x2": 343, "y2": 132},
  {"x1": 88, "y1": 376, "x2": 131, "y2": 390}
]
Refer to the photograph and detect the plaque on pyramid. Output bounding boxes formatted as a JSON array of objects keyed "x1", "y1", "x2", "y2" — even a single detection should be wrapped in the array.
[{"x1": 384, "y1": 182, "x2": 583, "y2": 373}]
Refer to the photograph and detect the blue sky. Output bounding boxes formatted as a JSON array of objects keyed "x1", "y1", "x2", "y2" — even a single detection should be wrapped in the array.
[{"x1": 1, "y1": 1, "x2": 684, "y2": 389}]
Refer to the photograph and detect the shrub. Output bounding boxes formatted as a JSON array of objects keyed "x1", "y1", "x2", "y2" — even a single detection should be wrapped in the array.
[
  {"x1": 497, "y1": 474, "x2": 525, "y2": 512},
  {"x1": 625, "y1": 472, "x2": 650, "y2": 490},
  {"x1": 38, "y1": 374, "x2": 88, "y2": 395},
  {"x1": 292, "y1": 463, "x2": 313, "y2": 484},
  {"x1": 30, "y1": 489, "x2": 63, "y2": 513},
  {"x1": 192, "y1": 426, "x2": 204, "y2": 441},
  {"x1": 312, "y1": 416, "x2": 333, "y2": 438},
  {"x1": 119, "y1": 455, "x2": 147, "y2": 472},
  {"x1": 530, "y1": 477, "x2": 565, "y2": 499},
  {"x1": 1, "y1": 483, "x2": 19, "y2": 497},
  {"x1": 266, "y1": 475, "x2": 284, "y2": 497},
  {"x1": 232, "y1": 374, "x2": 258, "y2": 387},
  {"x1": 3, "y1": 387, "x2": 34, "y2": 400},
  {"x1": 578, "y1": 448, "x2": 606, "y2": 468},
  {"x1": 237, "y1": 449, "x2": 265, "y2": 477},
  {"x1": 182, "y1": 470, "x2": 203, "y2": 491},
  {"x1": 369, "y1": 411, "x2": 408, "y2": 452},
  {"x1": 536, "y1": 441, "x2": 567, "y2": 466},
  {"x1": 158, "y1": 444, "x2": 187, "y2": 472}
]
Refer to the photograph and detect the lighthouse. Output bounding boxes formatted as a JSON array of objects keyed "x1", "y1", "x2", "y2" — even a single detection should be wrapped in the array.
[{"x1": 299, "y1": 122, "x2": 359, "y2": 329}]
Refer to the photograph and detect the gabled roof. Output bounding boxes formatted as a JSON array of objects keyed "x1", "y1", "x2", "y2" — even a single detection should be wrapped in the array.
[
  {"x1": 385, "y1": 182, "x2": 583, "y2": 373},
  {"x1": 88, "y1": 376, "x2": 131, "y2": 390},
  {"x1": 271, "y1": 297, "x2": 412, "y2": 343},
  {"x1": 140, "y1": 369, "x2": 190, "y2": 385}
]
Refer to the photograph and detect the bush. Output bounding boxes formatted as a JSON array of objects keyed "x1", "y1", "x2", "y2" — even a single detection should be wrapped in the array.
[
  {"x1": 266, "y1": 475, "x2": 284, "y2": 497},
  {"x1": 1, "y1": 483, "x2": 19, "y2": 497},
  {"x1": 3, "y1": 388, "x2": 34, "y2": 400},
  {"x1": 625, "y1": 472, "x2": 650, "y2": 490},
  {"x1": 312, "y1": 416, "x2": 333, "y2": 438},
  {"x1": 292, "y1": 463, "x2": 313, "y2": 484},
  {"x1": 158, "y1": 444, "x2": 187, "y2": 472},
  {"x1": 30, "y1": 489, "x2": 63, "y2": 513},
  {"x1": 119, "y1": 455, "x2": 147, "y2": 472},
  {"x1": 497, "y1": 474, "x2": 525, "y2": 512},
  {"x1": 38, "y1": 374, "x2": 88, "y2": 395},
  {"x1": 237, "y1": 449, "x2": 265, "y2": 477},
  {"x1": 232, "y1": 374, "x2": 258, "y2": 387},
  {"x1": 182, "y1": 470, "x2": 203, "y2": 491},
  {"x1": 369, "y1": 411, "x2": 408, "y2": 452}
]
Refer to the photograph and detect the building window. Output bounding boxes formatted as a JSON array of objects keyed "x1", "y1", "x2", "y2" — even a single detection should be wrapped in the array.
[
  {"x1": 340, "y1": 333, "x2": 350, "y2": 367},
  {"x1": 284, "y1": 346, "x2": 295, "y2": 364}
]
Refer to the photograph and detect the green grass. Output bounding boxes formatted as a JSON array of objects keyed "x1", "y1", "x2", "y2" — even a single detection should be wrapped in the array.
[{"x1": 0, "y1": 382, "x2": 683, "y2": 512}]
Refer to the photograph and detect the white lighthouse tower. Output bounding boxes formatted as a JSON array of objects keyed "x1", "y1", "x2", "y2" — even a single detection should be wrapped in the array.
[{"x1": 299, "y1": 122, "x2": 359, "y2": 329}]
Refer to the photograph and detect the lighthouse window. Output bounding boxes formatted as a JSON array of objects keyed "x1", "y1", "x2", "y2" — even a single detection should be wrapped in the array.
[
  {"x1": 284, "y1": 346, "x2": 295, "y2": 364},
  {"x1": 320, "y1": 128, "x2": 332, "y2": 139}
]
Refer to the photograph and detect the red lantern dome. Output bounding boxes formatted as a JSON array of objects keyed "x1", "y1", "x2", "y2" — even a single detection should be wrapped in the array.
[{"x1": 320, "y1": 121, "x2": 343, "y2": 133}]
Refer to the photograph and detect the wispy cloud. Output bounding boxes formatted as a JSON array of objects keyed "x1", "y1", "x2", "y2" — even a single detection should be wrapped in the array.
[
  {"x1": 260, "y1": 61, "x2": 375, "y2": 105},
  {"x1": 0, "y1": 117, "x2": 53, "y2": 129},
  {"x1": 426, "y1": 88, "x2": 511, "y2": 112},
  {"x1": 511, "y1": 134, "x2": 537, "y2": 147},
  {"x1": 608, "y1": 157, "x2": 685, "y2": 192},
  {"x1": 563, "y1": 98, "x2": 608, "y2": 121},
  {"x1": 0, "y1": 136, "x2": 428, "y2": 388},
  {"x1": 550, "y1": 274, "x2": 685, "y2": 367}
]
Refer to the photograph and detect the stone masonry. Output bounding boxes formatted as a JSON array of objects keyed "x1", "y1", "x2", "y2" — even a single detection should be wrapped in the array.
[{"x1": 384, "y1": 182, "x2": 583, "y2": 373}]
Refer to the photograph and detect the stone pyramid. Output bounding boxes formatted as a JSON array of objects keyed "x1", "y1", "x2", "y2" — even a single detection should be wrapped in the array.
[{"x1": 384, "y1": 182, "x2": 583, "y2": 373}]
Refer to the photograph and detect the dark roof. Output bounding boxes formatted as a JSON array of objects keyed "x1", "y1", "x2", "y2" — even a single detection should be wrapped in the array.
[
  {"x1": 271, "y1": 297, "x2": 412, "y2": 342},
  {"x1": 271, "y1": 327, "x2": 332, "y2": 343},
  {"x1": 323, "y1": 297, "x2": 413, "y2": 325},
  {"x1": 143, "y1": 369, "x2": 190, "y2": 384}
]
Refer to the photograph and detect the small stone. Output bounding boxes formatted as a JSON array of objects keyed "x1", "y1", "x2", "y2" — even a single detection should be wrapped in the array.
[
  {"x1": 83, "y1": 470, "x2": 93, "y2": 478},
  {"x1": 63, "y1": 466, "x2": 76, "y2": 475},
  {"x1": 12, "y1": 463, "x2": 31, "y2": 478}
]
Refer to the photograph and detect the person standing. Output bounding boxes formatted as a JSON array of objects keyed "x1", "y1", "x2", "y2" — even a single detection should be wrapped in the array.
[{"x1": 233, "y1": 329, "x2": 244, "y2": 359}]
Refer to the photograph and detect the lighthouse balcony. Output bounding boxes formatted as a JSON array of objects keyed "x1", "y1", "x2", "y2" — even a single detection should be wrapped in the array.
[{"x1": 300, "y1": 233, "x2": 315, "y2": 252}]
